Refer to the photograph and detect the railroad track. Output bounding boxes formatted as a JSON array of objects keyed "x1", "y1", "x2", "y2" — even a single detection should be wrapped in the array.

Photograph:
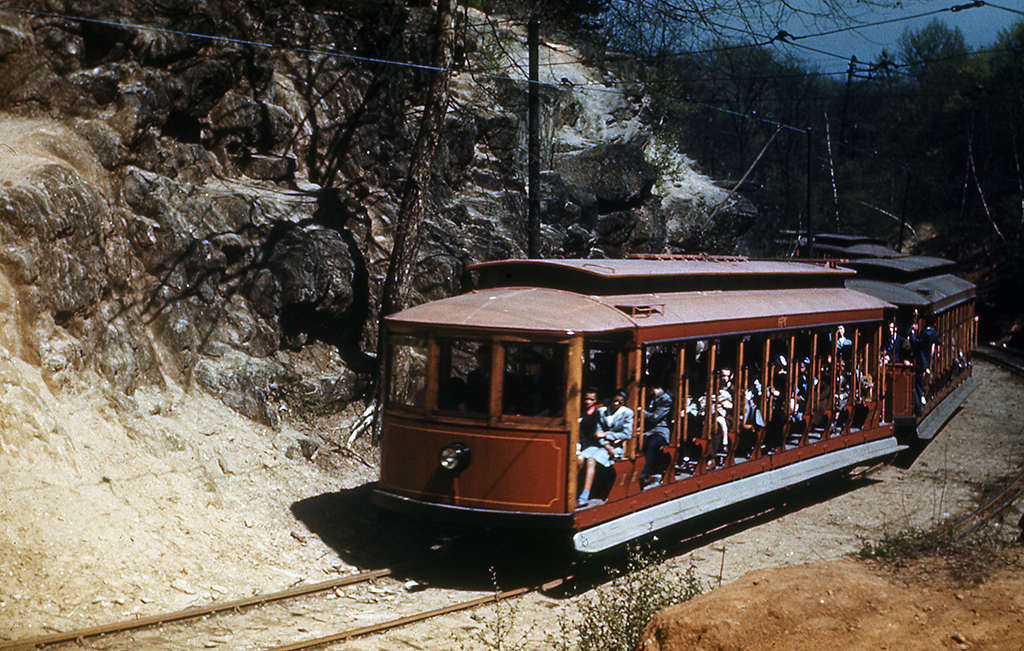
[
  {"x1": 0, "y1": 568, "x2": 393, "y2": 650},
  {"x1": 953, "y1": 466, "x2": 1024, "y2": 539},
  {"x1": 975, "y1": 344, "x2": 1024, "y2": 378},
  {"x1": 267, "y1": 577, "x2": 566, "y2": 651},
  {"x1": 951, "y1": 347, "x2": 1024, "y2": 538},
  {"x1": 0, "y1": 564, "x2": 566, "y2": 651}
]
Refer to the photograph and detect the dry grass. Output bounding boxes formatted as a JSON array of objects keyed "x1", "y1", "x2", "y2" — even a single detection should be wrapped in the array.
[{"x1": 856, "y1": 518, "x2": 1021, "y2": 586}]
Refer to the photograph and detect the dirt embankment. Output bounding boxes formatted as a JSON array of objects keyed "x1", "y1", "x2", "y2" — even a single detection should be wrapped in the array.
[{"x1": 641, "y1": 554, "x2": 1024, "y2": 651}]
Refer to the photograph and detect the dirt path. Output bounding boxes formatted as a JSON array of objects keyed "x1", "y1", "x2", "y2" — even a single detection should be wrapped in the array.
[{"x1": 0, "y1": 361, "x2": 1021, "y2": 650}]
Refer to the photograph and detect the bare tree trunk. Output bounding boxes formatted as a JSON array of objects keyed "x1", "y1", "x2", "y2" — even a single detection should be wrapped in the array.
[
  {"x1": 379, "y1": 0, "x2": 453, "y2": 320},
  {"x1": 373, "y1": 0, "x2": 453, "y2": 440}
]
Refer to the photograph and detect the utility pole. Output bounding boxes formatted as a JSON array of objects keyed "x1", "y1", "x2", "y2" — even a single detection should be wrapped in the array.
[
  {"x1": 527, "y1": 16, "x2": 541, "y2": 259},
  {"x1": 897, "y1": 169, "x2": 911, "y2": 252},
  {"x1": 806, "y1": 128, "x2": 814, "y2": 259},
  {"x1": 839, "y1": 56, "x2": 857, "y2": 155}
]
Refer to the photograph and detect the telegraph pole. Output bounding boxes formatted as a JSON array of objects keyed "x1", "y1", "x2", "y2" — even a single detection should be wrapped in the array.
[{"x1": 806, "y1": 128, "x2": 814, "y2": 259}]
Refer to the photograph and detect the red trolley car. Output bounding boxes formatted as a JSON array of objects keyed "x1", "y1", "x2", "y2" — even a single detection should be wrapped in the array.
[{"x1": 373, "y1": 257, "x2": 976, "y2": 553}]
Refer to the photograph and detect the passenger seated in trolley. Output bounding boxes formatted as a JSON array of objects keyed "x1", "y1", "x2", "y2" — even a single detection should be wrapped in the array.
[
  {"x1": 835, "y1": 355, "x2": 851, "y2": 408},
  {"x1": 917, "y1": 316, "x2": 941, "y2": 403},
  {"x1": 763, "y1": 354, "x2": 789, "y2": 452},
  {"x1": 857, "y1": 349, "x2": 875, "y2": 401},
  {"x1": 792, "y1": 357, "x2": 814, "y2": 425},
  {"x1": 639, "y1": 379, "x2": 673, "y2": 488},
  {"x1": 737, "y1": 364, "x2": 765, "y2": 458},
  {"x1": 577, "y1": 390, "x2": 633, "y2": 506},
  {"x1": 834, "y1": 324, "x2": 853, "y2": 404},
  {"x1": 906, "y1": 316, "x2": 939, "y2": 412},
  {"x1": 678, "y1": 393, "x2": 703, "y2": 468},
  {"x1": 710, "y1": 367, "x2": 735, "y2": 465},
  {"x1": 834, "y1": 324, "x2": 853, "y2": 362},
  {"x1": 743, "y1": 365, "x2": 764, "y2": 426}
]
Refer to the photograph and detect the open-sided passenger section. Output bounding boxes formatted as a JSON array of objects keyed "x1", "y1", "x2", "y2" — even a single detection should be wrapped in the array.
[{"x1": 627, "y1": 321, "x2": 885, "y2": 486}]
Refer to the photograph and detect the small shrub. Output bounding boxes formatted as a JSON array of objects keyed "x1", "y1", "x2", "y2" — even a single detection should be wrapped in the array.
[
  {"x1": 855, "y1": 520, "x2": 1013, "y2": 585},
  {"x1": 466, "y1": 570, "x2": 538, "y2": 651},
  {"x1": 646, "y1": 136, "x2": 692, "y2": 191},
  {"x1": 572, "y1": 549, "x2": 704, "y2": 651},
  {"x1": 472, "y1": 550, "x2": 704, "y2": 651},
  {"x1": 855, "y1": 526, "x2": 952, "y2": 563}
]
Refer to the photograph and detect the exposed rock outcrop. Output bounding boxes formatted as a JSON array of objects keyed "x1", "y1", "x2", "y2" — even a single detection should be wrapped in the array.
[{"x1": 0, "y1": 0, "x2": 773, "y2": 428}]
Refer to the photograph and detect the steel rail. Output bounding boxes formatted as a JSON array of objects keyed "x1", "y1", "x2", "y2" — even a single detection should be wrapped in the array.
[
  {"x1": 952, "y1": 466, "x2": 1024, "y2": 539},
  {"x1": 0, "y1": 568, "x2": 393, "y2": 651},
  {"x1": 266, "y1": 577, "x2": 567, "y2": 651},
  {"x1": 950, "y1": 347, "x2": 1024, "y2": 539},
  {"x1": 975, "y1": 344, "x2": 1024, "y2": 378}
]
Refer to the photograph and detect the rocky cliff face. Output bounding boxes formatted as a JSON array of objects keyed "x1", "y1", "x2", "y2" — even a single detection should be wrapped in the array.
[{"x1": 0, "y1": 0, "x2": 767, "y2": 430}]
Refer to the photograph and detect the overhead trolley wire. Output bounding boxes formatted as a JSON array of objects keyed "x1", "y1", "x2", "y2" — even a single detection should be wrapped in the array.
[
  {"x1": 0, "y1": 1, "x2": 1014, "y2": 90},
  {"x1": 984, "y1": 1, "x2": 1024, "y2": 15},
  {"x1": 0, "y1": 5, "x2": 453, "y2": 74},
  {"x1": 0, "y1": 2, "x2": 1017, "y2": 124}
]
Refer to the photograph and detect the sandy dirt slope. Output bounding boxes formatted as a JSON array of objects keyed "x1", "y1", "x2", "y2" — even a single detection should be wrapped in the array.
[{"x1": 0, "y1": 362, "x2": 1021, "y2": 650}]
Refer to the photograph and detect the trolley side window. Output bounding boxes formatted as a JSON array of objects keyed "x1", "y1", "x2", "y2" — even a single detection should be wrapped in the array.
[
  {"x1": 582, "y1": 344, "x2": 622, "y2": 401},
  {"x1": 435, "y1": 339, "x2": 492, "y2": 415},
  {"x1": 503, "y1": 344, "x2": 566, "y2": 417},
  {"x1": 387, "y1": 335, "x2": 428, "y2": 408}
]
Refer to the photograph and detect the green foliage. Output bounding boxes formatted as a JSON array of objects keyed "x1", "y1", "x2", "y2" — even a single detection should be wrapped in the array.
[
  {"x1": 572, "y1": 551, "x2": 704, "y2": 651},
  {"x1": 468, "y1": 588, "x2": 537, "y2": 651},
  {"x1": 855, "y1": 526, "x2": 953, "y2": 563},
  {"x1": 639, "y1": 9, "x2": 1024, "y2": 279},
  {"x1": 647, "y1": 135, "x2": 693, "y2": 190},
  {"x1": 898, "y1": 19, "x2": 970, "y2": 83},
  {"x1": 471, "y1": 550, "x2": 704, "y2": 651}
]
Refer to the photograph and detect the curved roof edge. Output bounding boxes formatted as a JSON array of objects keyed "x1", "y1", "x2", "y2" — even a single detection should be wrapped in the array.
[
  {"x1": 849, "y1": 274, "x2": 975, "y2": 314},
  {"x1": 848, "y1": 280, "x2": 932, "y2": 307},
  {"x1": 470, "y1": 258, "x2": 851, "y2": 295},
  {"x1": 386, "y1": 286, "x2": 891, "y2": 336}
]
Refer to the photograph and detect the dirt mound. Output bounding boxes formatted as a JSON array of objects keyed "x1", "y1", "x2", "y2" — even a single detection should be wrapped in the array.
[{"x1": 640, "y1": 553, "x2": 1024, "y2": 651}]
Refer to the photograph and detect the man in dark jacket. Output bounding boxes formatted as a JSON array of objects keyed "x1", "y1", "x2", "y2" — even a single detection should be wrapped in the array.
[{"x1": 639, "y1": 381, "x2": 673, "y2": 487}]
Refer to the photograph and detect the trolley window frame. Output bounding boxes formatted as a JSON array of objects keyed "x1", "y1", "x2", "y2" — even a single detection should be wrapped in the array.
[{"x1": 383, "y1": 325, "x2": 579, "y2": 428}]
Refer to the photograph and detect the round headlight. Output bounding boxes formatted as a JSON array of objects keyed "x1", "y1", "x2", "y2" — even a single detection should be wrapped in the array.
[{"x1": 439, "y1": 443, "x2": 471, "y2": 472}]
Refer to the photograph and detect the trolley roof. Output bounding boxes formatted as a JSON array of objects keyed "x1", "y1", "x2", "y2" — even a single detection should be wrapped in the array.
[
  {"x1": 470, "y1": 258, "x2": 851, "y2": 295},
  {"x1": 813, "y1": 234, "x2": 890, "y2": 246},
  {"x1": 814, "y1": 242, "x2": 903, "y2": 259},
  {"x1": 847, "y1": 274, "x2": 974, "y2": 314},
  {"x1": 840, "y1": 256, "x2": 955, "y2": 282},
  {"x1": 809, "y1": 234, "x2": 902, "y2": 259},
  {"x1": 385, "y1": 285, "x2": 892, "y2": 340},
  {"x1": 904, "y1": 274, "x2": 976, "y2": 312},
  {"x1": 846, "y1": 280, "x2": 931, "y2": 308}
]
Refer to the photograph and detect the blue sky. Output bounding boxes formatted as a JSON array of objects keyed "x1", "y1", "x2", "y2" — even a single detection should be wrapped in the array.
[{"x1": 771, "y1": 0, "x2": 1024, "y2": 71}]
